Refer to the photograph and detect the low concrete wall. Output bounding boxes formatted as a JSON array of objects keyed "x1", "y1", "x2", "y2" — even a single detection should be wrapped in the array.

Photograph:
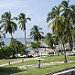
[{"x1": 44, "y1": 66, "x2": 75, "y2": 75}]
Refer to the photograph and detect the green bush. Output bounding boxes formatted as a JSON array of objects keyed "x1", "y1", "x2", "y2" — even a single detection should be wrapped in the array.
[
  {"x1": 0, "y1": 46, "x2": 11, "y2": 59},
  {"x1": 0, "y1": 38, "x2": 26, "y2": 59},
  {"x1": 31, "y1": 41, "x2": 41, "y2": 48},
  {"x1": 31, "y1": 42, "x2": 37, "y2": 48}
]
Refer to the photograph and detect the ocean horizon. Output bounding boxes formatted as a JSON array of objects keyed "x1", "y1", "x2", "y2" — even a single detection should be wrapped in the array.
[
  {"x1": 3, "y1": 38, "x2": 32, "y2": 46},
  {"x1": 2, "y1": 38, "x2": 44, "y2": 51}
]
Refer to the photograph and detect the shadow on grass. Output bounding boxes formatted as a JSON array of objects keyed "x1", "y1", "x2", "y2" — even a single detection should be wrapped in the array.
[{"x1": 0, "y1": 67, "x2": 25, "y2": 75}]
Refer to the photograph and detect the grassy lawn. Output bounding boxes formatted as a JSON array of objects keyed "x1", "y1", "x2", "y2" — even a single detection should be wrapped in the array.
[
  {"x1": 0, "y1": 55, "x2": 75, "y2": 75},
  {"x1": 0, "y1": 58, "x2": 27, "y2": 65},
  {"x1": 13, "y1": 62, "x2": 75, "y2": 75},
  {"x1": 5, "y1": 60, "x2": 38, "y2": 67},
  {"x1": 0, "y1": 55, "x2": 74, "y2": 67},
  {"x1": 4, "y1": 55, "x2": 75, "y2": 67},
  {"x1": 40, "y1": 55, "x2": 75, "y2": 62},
  {"x1": 0, "y1": 67, "x2": 25, "y2": 75}
]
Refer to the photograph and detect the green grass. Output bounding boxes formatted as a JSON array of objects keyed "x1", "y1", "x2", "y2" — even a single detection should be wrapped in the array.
[
  {"x1": 0, "y1": 55, "x2": 75, "y2": 75},
  {"x1": 2, "y1": 55, "x2": 75, "y2": 67},
  {"x1": 0, "y1": 58, "x2": 28, "y2": 65},
  {"x1": 5, "y1": 60, "x2": 38, "y2": 67},
  {"x1": 13, "y1": 62, "x2": 75, "y2": 75},
  {"x1": 0, "y1": 67, "x2": 25, "y2": 75},
  {"x1": 40, "y1": 55, "x2": 75, "y2": 62}
]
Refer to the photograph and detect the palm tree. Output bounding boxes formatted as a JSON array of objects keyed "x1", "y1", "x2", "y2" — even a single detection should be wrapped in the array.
[
  {"x1": 47, "y1": 4, "x2": 67, "y2": 62},
  {"x1": 44, "y1": 33, "x2": 53, "y2": 48},
  {"x1": 18, "y1": 13, "x2": 31, "y2": 56},
  {"x1": 1, "y1": 11, "x2": 17, "y2": 58},
  {"x1": 30, "y1": 25, "x2": 44, "y2": 56},
  {"x1": 30, "y1": 25, "x2": 44, "y2": 42},
  {"x1": 61, "y1": 0, "x2": 75, "y2": 50},
  {"x1": 1, "y1": 11, "x2": 17, "y2": 38}
]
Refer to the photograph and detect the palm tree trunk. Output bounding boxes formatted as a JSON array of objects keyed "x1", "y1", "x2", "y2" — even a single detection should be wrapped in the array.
[
  {"x1": 11, "y1": 34, "x2": 17, "y2": 58},
  {"x1": 62, "y1": 40, "x2": 67, "y2": 63},
  {"x1": 69, "y1": 25, "x2": 74, "y2": 50},
  {"x1": 25, "y1": 29, "x2": 28, "y2": 57},
  {"x1": 60, "y1": 35, "x2": 63, "y2": 55},
  {"x1": 25, "y1": 30, "x2": 26, "y2": 45},
  {"x1": 68, "y1": 37, "x2": 71, "y2": 52}
]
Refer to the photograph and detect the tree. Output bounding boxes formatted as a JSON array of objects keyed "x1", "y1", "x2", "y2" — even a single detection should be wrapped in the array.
[
  {"x1": 30, "y1": 25, "x2": 44, "y2": 42},
  {"x1": 18, "y1": 13, "x2": 31, "y2": 56},
  {"x1": 10, "y1": 38, "x2": 26, "y2": 58},
  {"x1": 0, "y1": 26, "x2": 5, "y2": 48},
  {"x1": 0, "y1": 39, "x2": 26, "y2": 58},
  {"x1": 47, "y1": 4, "x2": 67, "y2": 62},
  {"x1": 1, "y1": 11, "x2": 17, "y2": 38},
  {"x1": 1, "y1": 11, "x2": 17, "y2": 55},
  {"x1": 44, "y1": 33, "x2": 53, "y2": 48},
  {"x1": 61, "y1": 0, "x2": 75, "y2": 50}
]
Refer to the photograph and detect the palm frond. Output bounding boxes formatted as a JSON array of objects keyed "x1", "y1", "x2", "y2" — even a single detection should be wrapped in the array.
[
  {"x1": 48, "y1": 20, "x2": 54, "y2": 28},
  {"x1": 26, "y1": 17, "x2": 31, "y2": 21}
]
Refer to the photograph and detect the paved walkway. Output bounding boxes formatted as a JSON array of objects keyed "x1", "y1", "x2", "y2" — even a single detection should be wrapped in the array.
[
  {"x1": 19, "y1": 61, "x2": 75, "y2": 69},
  {"x1": 0, "y1": 57, "x2": 75, "y2": 69},
  {"x1": 0, "y1": 57, "x2": 44, "y2": 67}
]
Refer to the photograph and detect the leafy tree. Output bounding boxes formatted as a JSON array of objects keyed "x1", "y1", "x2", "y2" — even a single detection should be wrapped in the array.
[
  {"x1": 0, "y1": 39, "x2": 26, "y2": 59},
  {"x1": 44, "y1": 33, "x2": 53, "y2": 48},
  {"x1": 31, "y1": 41, "x2": 41, "y2": 48},
  {"x1": 18, "y1": 13, "x2": 31, "y2": 46},
  {"x1": 1, "y1": 11, "x2": 17, "y2": 55},
  {"x1": 61, "y1": 0, "x2": 75, "y2": 50},
  {"x1": 30, "y1": 25, "x2": 44, "y2": 42},
  {"x1": 17, "y1": 13, "x2": 31, "y2": 57},
  {"x1": 10, "y1": 38, "x2": 26, "y2": 58},
  {"x1": 46, "y1": 2, "x2": 67, "y2": 62},
  {"x1": 1, "y1": 11, "x2": 17, "y2": 38},
  {"x1": 31, "y1": 42, "x2": 37, "y2": 48}
]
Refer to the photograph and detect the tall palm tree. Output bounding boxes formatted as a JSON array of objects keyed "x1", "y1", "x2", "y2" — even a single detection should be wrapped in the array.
[
  {"x1": 18, "y1": 13, "x2": 31, "y2": 56},
  {"x1": 47, "y1": 5, "x2": 67, "y2": 62},
  {"x1": 1, "y1": 11, "x2": 17, "y2": 58},
  {"x1": 61, "y1": 0, "x2": 75, "y2": 50},
  {"x1": 44, "y1": 33, "x2": 53, "y2": 48},
  {"x1": 30, "y1": 25, "x2": 44, "y2": 42},
  {"x1": 1, "y1": 11, "x2": 17, "y2": 38}
]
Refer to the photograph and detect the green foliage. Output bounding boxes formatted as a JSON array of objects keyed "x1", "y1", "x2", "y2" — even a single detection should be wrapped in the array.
[
  {"x1": 31, "y1": 42, "x2": 37, "y2": 48},
  {"x1": 44, "y1": 33, "x2": 53, "y2": 48},
  {"x1": 30, "y1": 25, "x2": 44, "y2": 42},
  {"x1": 18, "y1": 13, "x2": 31, "y2": 31},
  {"x1": 0, "y1": 46, "x2": 11, "y2": 59},
  {"x1": 10, "y1": 38, "x2": 26, "y2": 57},
  {"x1": 1, "y1": 11, "x2": 17, "y2": 35},
  {"x1": 0, "y1": 38, "x2": 26, "y2": 59},
  {"x1": 31, "y1": 41, "x2": 41, "y2": 48}
]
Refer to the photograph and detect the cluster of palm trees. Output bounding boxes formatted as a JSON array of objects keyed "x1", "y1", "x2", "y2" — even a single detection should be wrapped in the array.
[
  {"x1": 47, "y1": 0, "x2": 75, "y2": 62},
  {"x1": 0, "y1": 11, "x2": 31, "y2": 49},
  {"x1": 0, "y1": 0, "x2": 75, "y2": 61}
]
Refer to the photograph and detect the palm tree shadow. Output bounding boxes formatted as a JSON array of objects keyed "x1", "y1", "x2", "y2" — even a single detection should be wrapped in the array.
[{"x1": 0, "y1": 67, "x2": 25, "y2": 75}]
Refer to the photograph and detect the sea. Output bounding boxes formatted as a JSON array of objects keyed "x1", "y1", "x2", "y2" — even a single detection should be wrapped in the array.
[
  {"x1": 2, "y1": 38, "x2": 43, "y2": 51},
  {"x1": 3, "y1": 38, "x2": 27, "y2": 46},
  {"x1": 2, "y1": 38, "x2": 34, "y2": 50}
]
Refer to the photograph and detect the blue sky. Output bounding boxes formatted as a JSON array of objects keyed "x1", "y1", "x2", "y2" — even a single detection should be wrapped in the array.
[{"x1": 0, "y1": 0, "x2": 75, "y2": 38}]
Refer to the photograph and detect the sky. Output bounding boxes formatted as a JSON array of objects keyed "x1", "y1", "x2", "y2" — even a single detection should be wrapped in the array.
[{"x1": 0, "y1": 0, "x2": 75, "y2": 38}]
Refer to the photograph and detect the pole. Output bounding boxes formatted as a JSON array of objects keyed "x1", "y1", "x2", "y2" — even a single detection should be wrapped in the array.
[{"x1": 38, "y1": 60, "x2": 40, "y2": 68}]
